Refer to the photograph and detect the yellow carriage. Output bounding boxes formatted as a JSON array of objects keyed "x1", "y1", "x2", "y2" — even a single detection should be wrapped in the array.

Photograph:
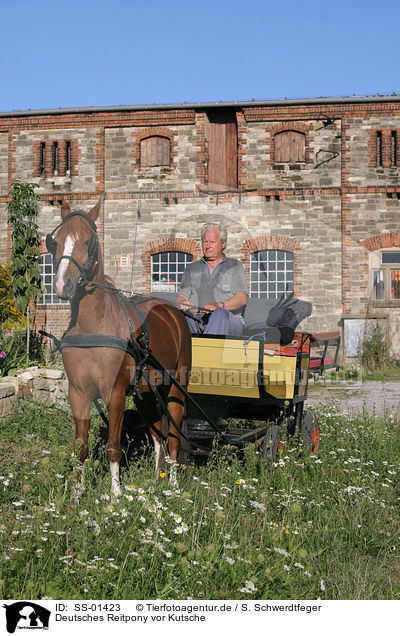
[{"x1": 157, "y1": 293, "x2": 340, "y2": 460}]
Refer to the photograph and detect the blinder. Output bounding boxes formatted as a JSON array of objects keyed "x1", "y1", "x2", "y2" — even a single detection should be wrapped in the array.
[
  {"x1": 87, "y1": 233, "x2": 97, "y2": 263},
  {"x1": 46, "y1": 210, "x2": 99, "y2": 286},
  {"x1": 45, "y1": 234, "x2": 57, "y2": 256}
]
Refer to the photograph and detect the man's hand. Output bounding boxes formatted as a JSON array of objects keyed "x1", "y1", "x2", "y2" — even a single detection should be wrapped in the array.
[
  {"x1": 203, "y1": 302, "x2": 220, "y2": 312},
  {"x1": 203, "y1": 292, "x2": 248, "y2": 313},
  {"x1": 176, "y1": 294, "x2": 194, "y2": 311}
]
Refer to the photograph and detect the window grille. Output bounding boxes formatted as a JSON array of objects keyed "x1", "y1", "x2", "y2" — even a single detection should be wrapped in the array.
[
  {"x1": 37, "y1": 140, "x2": 72, "y2": 177},
  {"x1": 39, "y1": 253, "x2": 68, "y2": 305},
  {"x1": 39, "y1": 142, "x2": 46, "y2": 176},
  {"x1": 391, "y1": 131, "x2": 398, "y2": 167},
  {"x1": 65, "y1": 140, "x2": 71, "y2": 175},
  {"x1": 52, "y1": 142, "x2": 58, "y2": 175},
  {"x1": 151, "y1": 252, "x2": 193, "y2": 292},
  {"x1": 250, "y1": 250, "x2": 294, "y2": 298},
  {"x1": 376, "y1": 131, "x2": 383, "y2": 166},
  {"x1": 375, "y1": 130, "x2": 398, "y2": 167}
]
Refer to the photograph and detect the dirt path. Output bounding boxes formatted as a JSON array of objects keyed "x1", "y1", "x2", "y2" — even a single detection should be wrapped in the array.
[{"x1": 307, "y1": 379, "x2": 400, "y2": 417}]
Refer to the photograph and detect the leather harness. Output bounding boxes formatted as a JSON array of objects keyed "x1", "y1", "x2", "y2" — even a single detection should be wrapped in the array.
[{"x1": 41, "y1": 211, "x2": 227, "y2": 447}]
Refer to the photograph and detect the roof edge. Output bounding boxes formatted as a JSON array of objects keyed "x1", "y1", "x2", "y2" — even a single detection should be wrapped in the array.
[{"x1": 1, "y1": 94, "x2": 400, "y2": 118}]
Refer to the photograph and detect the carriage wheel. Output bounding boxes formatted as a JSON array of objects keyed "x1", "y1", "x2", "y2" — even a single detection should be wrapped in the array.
[
  {"x1": 261, "y1": 425, "x2": 281, "y2": 464},
  {"x1": 300, "y1": 411, "x2": 319, "y2": 454}
]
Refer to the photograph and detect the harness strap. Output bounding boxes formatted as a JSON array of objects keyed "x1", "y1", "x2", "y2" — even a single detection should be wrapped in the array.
[
  {"x1": 113, "y1": 290, "x2": 151, "y2": 397},
  {"x1": 60, "y1": 333, "x2": 133, "y2": 354},
  {"x1": 146, "y1": 350, "x2": 231, "y2": 443},
  {"x1": 39, "y1": 328, "x2": 227, "y2": 454},
  {"x1": 140, "y1": 366, "x2": 192, "y2": 446}
]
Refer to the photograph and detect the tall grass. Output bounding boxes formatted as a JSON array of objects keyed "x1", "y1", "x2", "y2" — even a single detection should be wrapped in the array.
[
  {"x1": 0, "y1": 399, "x2": 399, "y2": 600},
  {"x1": 361, "y1": 323, "x2": 400, "y2": 379}
]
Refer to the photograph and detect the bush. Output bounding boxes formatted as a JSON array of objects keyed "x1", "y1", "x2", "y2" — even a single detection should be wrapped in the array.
[
  {"x1": 361, "y1": 323, "x2": 392, "y2": 371},
  {"x1": 0, "y1": 263, "x2": 46, "y2": 376},
  {"x1": 0, "y1": 328, "x2": 45, "y2": 376},
  {"x1": 0, "y1": 264, "x2": 25, "y2": 330}
]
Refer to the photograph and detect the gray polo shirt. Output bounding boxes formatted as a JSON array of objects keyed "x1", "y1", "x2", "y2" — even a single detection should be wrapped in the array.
[{"x1": 179, "y1": 255, "x2": 248, "y2": 315}]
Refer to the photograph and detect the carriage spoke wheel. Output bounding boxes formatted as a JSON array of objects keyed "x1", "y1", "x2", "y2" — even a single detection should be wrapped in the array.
[
  {"x1": 299, "y1": 411, "x2": 319, "y2": 454},
  {"x1": 261, "y1": 424, "x2": 281, "y2": 467}
]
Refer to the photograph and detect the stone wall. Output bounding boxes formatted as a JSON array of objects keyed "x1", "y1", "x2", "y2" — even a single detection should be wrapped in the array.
[
  {"x1": 242, "y1": 119, "x2": 341, "y2": 190},
  {"x1": 0, "y1": 367, "x2": 68, "y2": 418},
  {"x1": 104, "y1": 123, "x2": 201, "y2": 192},
  {"x1": 345, "y1": 115, "x2": 400, "y2": 187},
  {"x1": 11, "y1": 127, "x2": 101, "y2": 194},
  {"x1": 0, "y1": 133, "x2": 8, "y2": 193},
  {"x1": 2, "y1": 98, "x2": 400, "y2": 356}
]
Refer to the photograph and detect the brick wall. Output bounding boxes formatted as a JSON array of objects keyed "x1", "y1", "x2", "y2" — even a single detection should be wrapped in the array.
[{"x1": 1, "y1": 98, "x2": 400, "y2": 341}]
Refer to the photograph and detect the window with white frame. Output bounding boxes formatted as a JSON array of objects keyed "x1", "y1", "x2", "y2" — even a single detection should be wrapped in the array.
[
  {"x1": 39, "y1": 253, "x2": 68, "y2": 304},
  {"x1": 151, "y1": 252, "x2": 193, "y2": 292},
  {"x1": 250, "y1": 250, "x2": 294, "y2": 298},
  {"x1": 371, "y1": 250, "x2": 400, "y2": 301}
]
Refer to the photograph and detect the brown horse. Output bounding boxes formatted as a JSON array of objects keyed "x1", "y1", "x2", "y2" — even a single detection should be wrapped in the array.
[{"x1": 47, "y1": 200, "x2": 191, "y2": 497}]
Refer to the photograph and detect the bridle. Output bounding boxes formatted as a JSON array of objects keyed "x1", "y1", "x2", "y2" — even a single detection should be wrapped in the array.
[{"x1": 46, "y1": 211, "x2": 99, "y2": 287}]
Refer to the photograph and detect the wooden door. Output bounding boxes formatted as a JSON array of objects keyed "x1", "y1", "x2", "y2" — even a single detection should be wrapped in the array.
[{"x1": 207, "y1": 111, "x2": 238, "y2": 189}]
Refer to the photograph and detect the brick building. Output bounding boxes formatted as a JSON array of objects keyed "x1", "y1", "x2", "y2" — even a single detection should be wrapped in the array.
[{"x1": 1, "y1": 95, "x2": 400, "y2": 358}]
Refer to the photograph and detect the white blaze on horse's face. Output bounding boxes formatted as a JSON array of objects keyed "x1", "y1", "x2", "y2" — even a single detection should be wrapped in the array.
[{"x1": 55, "y1": 234, "x2": 75, "y2": 298}]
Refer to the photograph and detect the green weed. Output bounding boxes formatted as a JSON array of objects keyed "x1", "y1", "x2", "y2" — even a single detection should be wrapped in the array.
[{"x1": 0, "y1": 399, "x2": 399, "y2": 600}]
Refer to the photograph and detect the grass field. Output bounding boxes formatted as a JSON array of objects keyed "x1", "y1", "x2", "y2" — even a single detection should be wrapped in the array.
[{"x1": 0, "y1": 397, "x2": 399, "y2": 600}]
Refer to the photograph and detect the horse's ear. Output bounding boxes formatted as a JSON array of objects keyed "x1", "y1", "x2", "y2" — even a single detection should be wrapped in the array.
[
  {"x1": 88, "y1": 199, "x2": 101, "y2": 222},
  {"x1": 61, "y1": 200, "x2": 70, "y2": 219}
]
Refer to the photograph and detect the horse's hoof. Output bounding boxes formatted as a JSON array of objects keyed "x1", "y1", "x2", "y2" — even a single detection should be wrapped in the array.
[{"x1": 111, "y1": 486, "x2": 122, "y2": 500}]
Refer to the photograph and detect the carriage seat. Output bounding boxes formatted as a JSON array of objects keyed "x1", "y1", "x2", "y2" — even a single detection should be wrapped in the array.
[{"x1": 150, "y1": 292, "x2": 312, "y2": 336}]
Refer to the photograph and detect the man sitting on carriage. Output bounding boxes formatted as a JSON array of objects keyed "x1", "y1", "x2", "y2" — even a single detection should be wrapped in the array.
[{"x1": 176, "y1": 223, "x2": 248, "y2": 336}]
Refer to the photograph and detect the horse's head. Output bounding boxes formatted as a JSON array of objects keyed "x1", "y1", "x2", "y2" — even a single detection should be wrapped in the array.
[{"x1": 46, "y1": 200, "x2": 100, "y2": 300}]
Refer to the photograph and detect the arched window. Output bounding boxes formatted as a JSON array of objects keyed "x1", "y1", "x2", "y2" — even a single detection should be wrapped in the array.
[
  {"x1": 39, "y1": 253, "x2": 68, "y2": 304},
  {"x1": 140, "y1": 136, "x2": 170, "y2": 167},
  {"x1": 274, "y1": 131, "x2": 305, "y2": 163},
  {"x1": 250, "y1": 250, "x2": 294, "y2": 298},
  {"x1": 151, "y1": 252, "x2": 193, "y2": 292}
]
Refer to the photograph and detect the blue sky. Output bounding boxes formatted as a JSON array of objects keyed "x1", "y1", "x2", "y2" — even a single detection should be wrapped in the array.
[{"x1": 1, "y1": 0, "x2": 399, "y2": 112}]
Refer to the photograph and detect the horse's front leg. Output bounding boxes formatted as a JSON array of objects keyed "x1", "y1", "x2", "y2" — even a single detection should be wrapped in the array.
[
  {"x1": 69, "y1": 386, "x2": 91, "y2": 501},
  {"x1": 106, "y1": 386, "x2": 126, "y2": 499}
]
